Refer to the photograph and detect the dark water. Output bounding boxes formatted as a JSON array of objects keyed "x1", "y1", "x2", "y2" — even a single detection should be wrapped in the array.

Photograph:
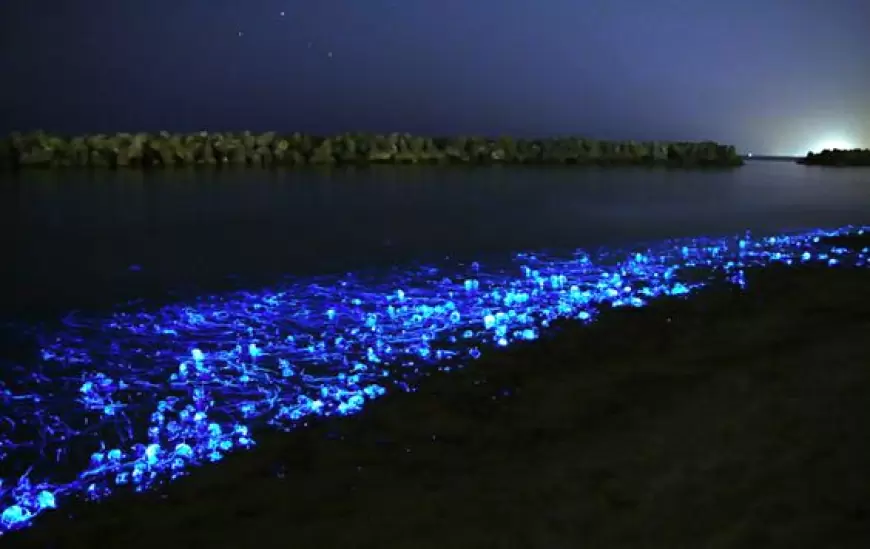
[{"x1": 2, "y1": 162, "x2": 869, "y2": 318}]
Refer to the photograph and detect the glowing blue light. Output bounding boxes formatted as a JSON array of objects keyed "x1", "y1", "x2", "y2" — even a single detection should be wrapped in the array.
[
  {"x1": 1, "y1": 506, "x2": 29, "y2": 529},
  {"x1": 0, "y1": 224, "x2": 868, "y2": 535},
  {"x1": 35, "y1": 491, "x2": 55, "y2": 510}
]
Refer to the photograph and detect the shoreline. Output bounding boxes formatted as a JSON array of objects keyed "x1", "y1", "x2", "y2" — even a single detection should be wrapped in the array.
[
  {"x1": 4, "y1": 255, "x2": 870, "y2": 547},
  {"x1": 797, "y1": 149, "x2": 870, "y2": 167},
  {"x1": 1, "y1": 132, "x2": 743, "y2": 170}
]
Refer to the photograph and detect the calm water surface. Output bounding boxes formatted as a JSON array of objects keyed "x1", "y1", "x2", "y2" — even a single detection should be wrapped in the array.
[{"x1": 2, "y1": 161, "x2": 868, "y2": 318}]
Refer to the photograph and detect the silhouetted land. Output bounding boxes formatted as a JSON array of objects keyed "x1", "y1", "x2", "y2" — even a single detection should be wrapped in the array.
[
  {"x1": 5, "y1": 238, "x2": 870, "y2": 548},
  {"x1": 0, "y1": 132, "x2": 743, "y2": 170},
  {"x1": 798, "y1": 148, "x2": 870, "y2": 166}
]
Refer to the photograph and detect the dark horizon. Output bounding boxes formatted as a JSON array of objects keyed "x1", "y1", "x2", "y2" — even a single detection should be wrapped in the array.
[{"x1": 1, "y1": 0, "x2": 869, "y2": 156}]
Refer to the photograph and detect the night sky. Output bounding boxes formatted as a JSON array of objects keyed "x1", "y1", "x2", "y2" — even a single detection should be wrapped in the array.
[{"x1": 1, "y1": 0, "x2": 868, "y2": 155}]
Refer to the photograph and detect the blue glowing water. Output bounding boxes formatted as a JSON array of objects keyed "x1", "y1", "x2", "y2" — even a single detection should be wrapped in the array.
[{"x1": 0, "y1": 224, "x2": 868, "y2": 534}]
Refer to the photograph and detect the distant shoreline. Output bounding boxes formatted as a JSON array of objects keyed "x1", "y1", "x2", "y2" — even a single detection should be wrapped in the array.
[
  {"x1": 796, "y1": 148, "x2": 870, "y2": 167},
  {"x1": 0, "y1": 132, "x2": 743, "y2": 170}
]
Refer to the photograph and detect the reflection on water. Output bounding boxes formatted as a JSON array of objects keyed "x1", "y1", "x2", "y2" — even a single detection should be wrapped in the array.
[{"x1": 1, "y1": 162, "x2": 868, "y2": 316}]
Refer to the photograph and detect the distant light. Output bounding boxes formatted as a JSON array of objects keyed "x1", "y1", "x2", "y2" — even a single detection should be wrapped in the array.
[
  {"x1": 747, "y1": 152, "x2": 753, "y2": 157},
  {"x1": 808, "y1": 137, "x2": 854, "y2": 154}
]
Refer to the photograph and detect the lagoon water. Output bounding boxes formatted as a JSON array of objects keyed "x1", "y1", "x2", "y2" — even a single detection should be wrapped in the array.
[{"x1": 1, "y1": 161, "x2": 869, "y2": 319}]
